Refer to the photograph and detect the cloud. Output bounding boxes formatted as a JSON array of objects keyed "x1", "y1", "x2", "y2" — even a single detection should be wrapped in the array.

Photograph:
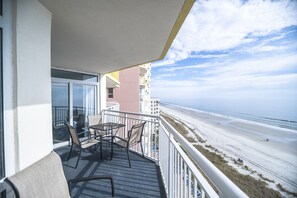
[
  {"x1": 153, "y1": 72, "x2": 177, "y2": 80},
  {"x1": 153, "y1": 0, "x2": 297, "y2": 67},
  {"x1": 158, "y1": 62, "x2": 217, "y2": 72},
  {"x1": 188, "y1": 54, "x2": 230, "y2": 59},
  {"x1": 202, "y1": 53, "x2": 297, "y2": 77},
  {"x1": 152, "y1": 53, "x2": 297, "y2": 95}
]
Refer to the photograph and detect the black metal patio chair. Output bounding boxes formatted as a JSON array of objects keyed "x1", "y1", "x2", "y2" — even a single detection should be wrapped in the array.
[
  {"x1": 87, "y1": 114, "x2": 107, "y2": 139},
  {"x1": 113, "y1": 122, "x2": 146, "y2": 168},
  {"x1": 65, "y1": 123, "x2": 101, "y2": 168}
]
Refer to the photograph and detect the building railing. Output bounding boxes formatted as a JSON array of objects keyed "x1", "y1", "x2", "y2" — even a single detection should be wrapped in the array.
[
  {"x1": 52, "y1": 106, "x2": 95, "y2": 128},
  {"x1": 52, "y1": 106, "x2": 69, "y2": 128},
  {"x1": 99, "y1": 110, "x2": 248, "y2": 198},
  {"x1": 159, "y1": 118, "x2": 217, "y2": 198},
  {"x1": 160, "y1": 116, "x2": 248, "y2": 198},
  {"x1": 102, "y1": 109, "x2": 159, "y2": 160}
]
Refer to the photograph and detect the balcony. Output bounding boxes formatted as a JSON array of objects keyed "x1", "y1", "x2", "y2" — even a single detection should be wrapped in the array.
[
  {"x1": 139, "y1": 64, "x2": 151, "y2": 76},
  {"x1": 106, "y1": 102, "x2": 120, "y2": 111},
  {"x1": 51, "y1": 109, "x2": 247, "y2": 198},
  {"x1": 139, "y1": 76, "x2": 147, "y2": 88}
]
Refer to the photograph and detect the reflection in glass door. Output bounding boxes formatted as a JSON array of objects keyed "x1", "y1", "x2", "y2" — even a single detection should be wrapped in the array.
[
  {"x1": 51, "y1": 70, "x2": 98, "y2": 145},
  {"x1": 73, "y1": 84, "x2": 96, "y2": 133},
  {"x1": 52, "y1": 83, "x2": 69, "y2": 143}
]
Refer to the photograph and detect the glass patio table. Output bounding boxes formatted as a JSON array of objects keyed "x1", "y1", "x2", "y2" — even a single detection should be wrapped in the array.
[{"x1": 89, "y1": 122, "x2": 125, "y2": 160}]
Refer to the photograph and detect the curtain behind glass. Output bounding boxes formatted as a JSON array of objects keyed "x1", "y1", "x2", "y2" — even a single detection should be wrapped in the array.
[{"x1": 73, "y1": 84, "x2": 95, "y2": 133}]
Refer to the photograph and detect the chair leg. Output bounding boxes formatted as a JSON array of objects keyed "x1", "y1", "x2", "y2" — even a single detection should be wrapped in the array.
[
  {"x1": 140, "y1": 142, "x2": 144, "y2": 157},
  {"x1": 67, "y1": 144, "x2": 73, "y2": 161},
  {"x1": 127, "y1": 149, "x2": 131, "y2": 168},
  {"x1": 75, "y1": 149, "x2": 81, "y2": 169},
  {"x1": 100, "y1": 136, "x2": 103, "y2": 160}
]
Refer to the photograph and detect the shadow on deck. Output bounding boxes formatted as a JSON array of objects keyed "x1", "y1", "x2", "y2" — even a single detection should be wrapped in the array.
[{"x1": 55, "y1": 143, "x2": 166, "y2": 198}]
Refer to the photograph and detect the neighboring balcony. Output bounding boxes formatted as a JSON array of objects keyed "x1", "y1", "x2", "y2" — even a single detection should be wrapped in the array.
[
  {"x1": 53, "y1": 109, "x2": 247, "y2": 198},
  {"x1": 106, "y1": 102, "x2": 120, "y2": 111}
]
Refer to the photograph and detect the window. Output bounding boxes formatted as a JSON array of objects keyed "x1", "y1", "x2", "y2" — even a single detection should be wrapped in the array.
[{"x1": 107, "y1": 88, "x2": 113, "y2": 98}]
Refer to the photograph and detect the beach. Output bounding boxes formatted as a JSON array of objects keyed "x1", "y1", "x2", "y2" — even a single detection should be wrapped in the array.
[{"x1": 161, "y1": 104, "x2": 297, "y2": 194}]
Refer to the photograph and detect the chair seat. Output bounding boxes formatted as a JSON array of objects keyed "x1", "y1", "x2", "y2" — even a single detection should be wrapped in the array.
[
  {"x1": 81, "y1": 139, "x2": 100, "y2": 149},
  {"x1": 114, "y1": 138, "x2": 128, "y2": 148},
  {"x1": 96, "y1": 130, "x2": 106, "y2": 136}
]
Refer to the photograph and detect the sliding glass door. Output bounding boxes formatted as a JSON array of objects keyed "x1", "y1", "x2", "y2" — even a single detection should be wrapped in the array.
[{"x1": 51, "y1": 69, "x2": 98, "y2": 145}]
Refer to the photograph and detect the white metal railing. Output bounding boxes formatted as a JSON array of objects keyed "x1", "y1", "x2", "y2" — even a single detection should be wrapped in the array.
[
  {"x1": 102, "y1": 109, "x2": 159, "y2": 160},
  {"x1": 160, "y1": 117, "x2": 248, "y2": 198},
  {"x1": 102, "y1": 110, "x2": 248, "y2": 198}
]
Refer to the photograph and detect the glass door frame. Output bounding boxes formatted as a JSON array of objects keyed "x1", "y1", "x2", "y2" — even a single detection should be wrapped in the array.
[{"x1": 52, "y1": 75, "x2": 100, "y2": 148}]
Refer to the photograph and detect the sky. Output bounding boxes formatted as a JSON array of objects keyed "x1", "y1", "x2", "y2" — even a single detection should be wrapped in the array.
[{"x1": 151, "y1": 0, "x2": 297, "y2": 121}]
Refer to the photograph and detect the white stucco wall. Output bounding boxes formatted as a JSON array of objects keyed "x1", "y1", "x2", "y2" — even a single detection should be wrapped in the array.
[
  {"x1": 100, "y1": 74, "x2": 107, "y2": 111},
  {"x1": 15, "y1": 0, "x2": 52, "y2": 170}
]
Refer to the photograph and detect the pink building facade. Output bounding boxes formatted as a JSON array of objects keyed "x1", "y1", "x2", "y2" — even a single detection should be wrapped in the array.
[{"x1": 107, "y1": 67, "x2": 140, "y2": 113}]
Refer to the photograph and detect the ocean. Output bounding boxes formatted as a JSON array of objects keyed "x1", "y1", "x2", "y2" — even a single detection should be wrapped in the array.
[{"x1": 164, "y1": 102, "x2": 297, "y2": 131}]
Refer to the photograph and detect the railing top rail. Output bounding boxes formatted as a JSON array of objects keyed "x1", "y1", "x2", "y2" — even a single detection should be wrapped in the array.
[
  {"x1": 160, "y1": 116, "x2": 248, "y2": 198},
  {"x1": 103, "y1": 109, "x2": 160, "y2": 120}
]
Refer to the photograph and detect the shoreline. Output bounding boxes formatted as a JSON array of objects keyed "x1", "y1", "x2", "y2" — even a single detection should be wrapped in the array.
[
  {"x1": 165, "y1": 103, "x2": 297, "y2": 133},
  {"x1": 161, "y1": 104, "x2": 297, "y2": 197}
]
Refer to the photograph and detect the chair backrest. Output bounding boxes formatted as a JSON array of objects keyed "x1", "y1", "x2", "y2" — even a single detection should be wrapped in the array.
[
  {"x1": 88, "y1": 114, "x2": 102, "y2": 126},
  {"x1": 128, "y1": 122, "x2": 146, "y2": 147},
  {"x1": 88, "y1": 114, "x2": 102, "y2": 135},
  {"x1": 65, "y1": 123, "x2": 80, "y2": 146},
  {"x1": 6, "y1": 152, "x2": 70, "y2": 198}
]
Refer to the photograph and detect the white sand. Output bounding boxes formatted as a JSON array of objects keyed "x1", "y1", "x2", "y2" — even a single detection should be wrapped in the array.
[{"x1": 161, "y1": 104, "x2": 297, "y2": 194}]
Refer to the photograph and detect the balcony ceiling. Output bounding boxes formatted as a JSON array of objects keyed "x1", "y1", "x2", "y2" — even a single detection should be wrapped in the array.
[{"x1": 38, "y1": 0, "x2": 194, "y2": 74}]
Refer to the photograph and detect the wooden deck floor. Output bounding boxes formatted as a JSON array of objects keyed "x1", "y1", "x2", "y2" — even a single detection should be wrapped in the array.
[{"x1": 55, "y1": 143, "x2": 166, "y2": 198}]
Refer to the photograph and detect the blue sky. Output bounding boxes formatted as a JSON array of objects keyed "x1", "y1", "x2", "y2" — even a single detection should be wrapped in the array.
[{"x1": 151, "y1": 0, "x2": 297, "y2": 120}]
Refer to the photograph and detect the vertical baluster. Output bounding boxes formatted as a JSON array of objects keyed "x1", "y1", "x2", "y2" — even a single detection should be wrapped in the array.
[
  {"x1": 188, "y1": 170, "x2": 192, "y2": 198},
  {"x1": 177, "y1": 154, "x2": 180, "y2": 198},
  {"x1": 124, "y1": 113, "x2": 128, "y2": 139},
  {"x1": 148, "y1": 121, "x2": 151, "y2": 157},
  {"x1": 194, "y1": 179, "x2": 197, "y2": 198},
  {"x1": 155, "y1": 120, "x2": 157, "y2": 159},
  {"x1": 201, "y1": 187, "x2": 205, "y2": 198},
  {"x1": 143, "y1": 118, "x2": 146, "y2": 155},
  {"x1": 180, "y1": 157, "x2": 183, "y2": 198},
  {"x1": 169, "y1": 140, "x2": 172, "y2": 198},
  {"x1": 183, "y1": 161, "x2": 187, "y2": 198},
  {"x1": 54, "y1": 107, "x2": 57, "y2": 127},
  {"x1": 175, "y1": 149, "x2": 178, "y2": 198},
  {"x1": 148, "y1": 120, "x2": 151, "y2": 157},
  {"x1": 171, "y1": 146, "x2": 174, "y2": 198}
]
